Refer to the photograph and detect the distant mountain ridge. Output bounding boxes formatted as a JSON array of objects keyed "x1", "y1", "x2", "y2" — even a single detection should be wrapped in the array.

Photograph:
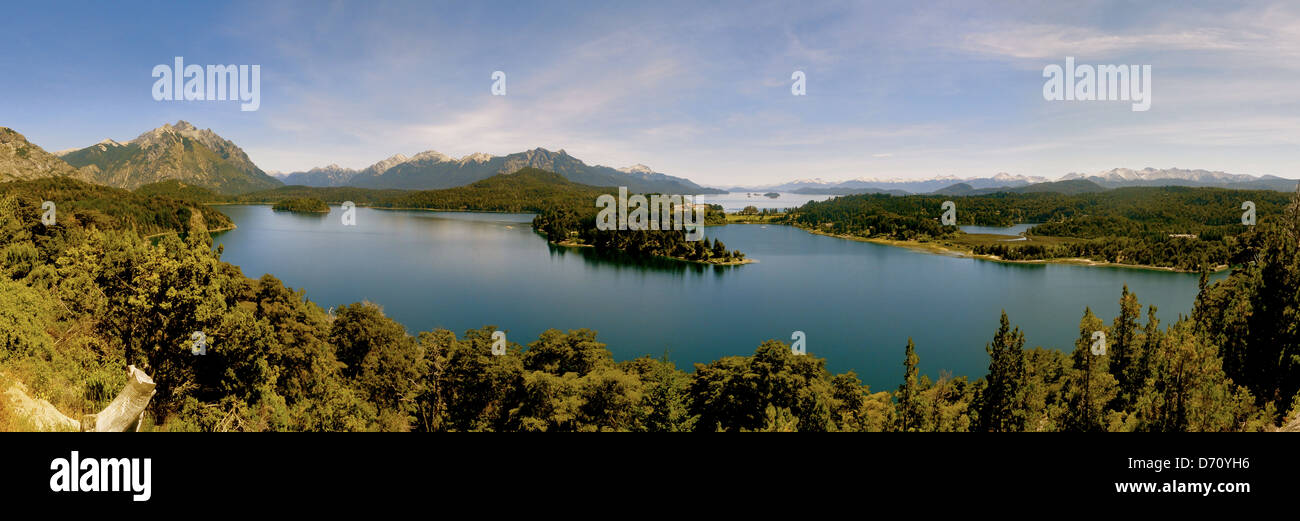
[
  {"x1": 725, "y1": 173, "x2": 1049, "y2": 194},
  {"x1": 282, "y1": 148, "x2": 723, "y2": 194},
  {"x1": 727, "y1": 168, "x2": 1297, "y2": 195},
  {"x1": 1060, "y1": 167, "x2": 1298, "y2": 191},
  {"x1": 59, "y1": 121, "x2": 282, "y2": 194},
  {"x1": 934, "y1": 179, "x2": 1107, "y2": 196}
]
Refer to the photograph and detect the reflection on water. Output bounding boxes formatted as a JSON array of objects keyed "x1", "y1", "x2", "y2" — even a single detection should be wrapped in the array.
[
  {"x1": 546, "y1": 243, "x2": 739, "y2": 278},
  {"x1": 213, "y1": 205, "x2": 1220, "y2": 390}
]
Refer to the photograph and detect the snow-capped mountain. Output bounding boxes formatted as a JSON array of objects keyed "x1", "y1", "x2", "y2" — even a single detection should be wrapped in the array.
[
  {"x1": 723, "y1": 168, "x2": 1296, "y2": 195},
  {"x1": 723, "y1": 173, "x2": 1049, "y2": 194},
  {"x1": 1059, "y1": 168, "x2": 1292, "y2": 189},
  {"x1": 280, "y1": 149, "x2": 723, "y2": 193}
]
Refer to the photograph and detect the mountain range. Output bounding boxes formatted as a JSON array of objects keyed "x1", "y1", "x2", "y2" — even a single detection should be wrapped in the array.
[
  {"x1": 1059, "y1": 168, "x2": 1298, "y2": 191},
  {"x1": 5, "y1": 120, "x2": 1296, "y2": 197},
  {"x1": 726, "y1": 169, "x2": 1297, "y2": 195},
  {"x1": 276, "y1": 148, "x2": 723, "y2": 194},
  {"x1": 723, "y1": 173, "x2": 1049, "y2": 194},
  {"x1": 23, "y1": 121, "x2": 723, "y2": 195}
]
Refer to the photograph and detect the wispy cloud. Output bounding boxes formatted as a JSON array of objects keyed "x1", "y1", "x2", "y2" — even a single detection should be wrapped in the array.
[{"x1": 6, "y1": 0, "x2": 1300, "y2": 185}]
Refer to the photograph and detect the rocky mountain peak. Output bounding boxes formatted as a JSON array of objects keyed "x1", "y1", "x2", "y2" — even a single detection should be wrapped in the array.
[
  {"x1": 619, "y1": 164, "x2": 655, "y2": 175},
  {"x1": 0, "y1": 127, "x2": 90, "y2": 182},
  {"x1": 458, "y1": 152, "x2": 493, "y2": 164},
  {"x1": 408, "y1": 150, "x2": 452, "y2": 163}
]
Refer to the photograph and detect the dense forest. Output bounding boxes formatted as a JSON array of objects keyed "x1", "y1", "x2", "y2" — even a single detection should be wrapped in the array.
[
  {"x1": 789, "y1": 186, "x2": 1294, "y2": 270},
  {"x1": 531, "y1": 202, "x2": 742, "y2": 264},
  {"x1": 271, "y1": 198, "x2": 329, "y2": 213},
  {"x1": 1, "y1": 178, "x2": 1298, "y2": 431},
  {"x1": 216, "y1": 168, "x2": 610, "y2": 212},
  {"x1": 0, "y1": 177, "x2": 232, "y2": 236}
]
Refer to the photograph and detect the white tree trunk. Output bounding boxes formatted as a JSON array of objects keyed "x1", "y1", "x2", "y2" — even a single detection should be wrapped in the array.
[{"x1": 81, "y1": 365, "x2": 156, "y2": 432}]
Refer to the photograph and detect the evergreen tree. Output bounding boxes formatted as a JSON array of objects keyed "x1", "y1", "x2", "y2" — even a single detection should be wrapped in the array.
[
  {"x1": 979, "y1": 311, "x2": 1026, "y2": 432},
  {"x1": 1111, "y1": 285, "x2": 1144, "y2": 409},
  {"x1": 1064, "y1": 308, "x2": 1118, "y2": 432},
  {"x1": 897, "y1": 338, "x2": 922, "y2": 431}
]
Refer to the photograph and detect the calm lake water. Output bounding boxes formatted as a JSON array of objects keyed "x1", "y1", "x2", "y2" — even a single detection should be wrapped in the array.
[
  {"x1": 212, "y1": 205, "x2": 1223, "y2": 391},
  {"x1": 695, "y1": 192, "x2": 836, "y2": 212}
]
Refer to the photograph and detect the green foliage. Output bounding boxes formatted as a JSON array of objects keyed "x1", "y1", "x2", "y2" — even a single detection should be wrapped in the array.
[
  {"x1": 1193, "y1": 187, "x2": 1300, "y2": 417},
  {"x1": 687, "y1": 340, "x2": 838, "y2": 432},
  {"x1": 1063, "y1": 308, "x2": 1118, "y2": 432},
  {"x1": 271, "y1": 197, "x2": 329, "y2": 213},
  {"x1": 2, "y1": 178, "x2": 1298, "y2": 432},
  {"x1": 0, "y1": 176, "x2": 233, "y2": 236},
  {"x1": 792, "y1": 185, "x2": 1292, "y2": 269},
  {"x1": 978, "y1": 311, "x2": 1026, "y2": 432},
  {"x1": 233, "y1": 168, "x2": 609, "y2": 212},
  {"x1": 896, "y1": 338, "x2": 922, "y2": 431},
  {"x1": 533, "y1": 204, "x2": 742, "y2": 264}
]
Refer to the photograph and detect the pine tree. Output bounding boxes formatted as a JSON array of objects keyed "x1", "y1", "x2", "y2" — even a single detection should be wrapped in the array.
[
  {"x1": 897, "y1": 338, "x2": 922, "y2": 432},
  {"x1": 1064, "y1": 308, "x2": 1118, "y2": 432},
  {"x1": 979, "y1": 311, "x2": 1026, "y2": 432},
  {"x1": 1111, "y1": 285, "x2": 1144, "y2": 409}
]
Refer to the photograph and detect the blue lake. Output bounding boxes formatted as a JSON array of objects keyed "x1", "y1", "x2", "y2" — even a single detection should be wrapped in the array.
[{"x1": 212, "y1": 205, "x2": 1222, "y2": 391}]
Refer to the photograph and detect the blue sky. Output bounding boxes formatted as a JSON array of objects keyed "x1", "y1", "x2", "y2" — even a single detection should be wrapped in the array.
[{"x1": 2, "y1": 0, "x2": 1297, "y2": 186}]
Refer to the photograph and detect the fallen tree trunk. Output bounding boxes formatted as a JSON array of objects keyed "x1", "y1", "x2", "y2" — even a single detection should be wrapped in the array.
[{"x1": 80, "y1": 365, "x2": 156, "y2": 432}]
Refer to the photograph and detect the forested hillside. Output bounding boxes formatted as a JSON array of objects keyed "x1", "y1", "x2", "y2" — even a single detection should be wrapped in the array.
[
  {"x1": 226, "y1": 167, "x2": 608, "y2": 212},
  {"x1": 0, "y1": 177, "x2": 232, "y2": 237},
  {"x1": 790, "y1": 186, "x2": 1294, "y2": 270},
  {"x1": 1, "y1": 178, "x2": 1296, "y2": 431}
]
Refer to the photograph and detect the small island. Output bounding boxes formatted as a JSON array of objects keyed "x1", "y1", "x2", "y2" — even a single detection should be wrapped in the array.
[
  {"x1": 764, "y1": 192, "x2": 780, "y2": 198},
  {"x1": 532, "y1": 205, "x2": 754, "y2": 266},
  {"x1": 272, "y1": 197, "x2": 330, "y2": 213}
]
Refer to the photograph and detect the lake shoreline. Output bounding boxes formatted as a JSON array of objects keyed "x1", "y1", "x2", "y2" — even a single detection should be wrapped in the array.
[
  {"x1": 210, "y1": 204, "x2": 1218, "y2": 390},
  {"x1": 792, "y1": 224, "x2": 1230, "y2": 274},
  {"x1": 208, "y1": 201, "x2": 531, "y2": 215},
  {"x1": 542, "y1": 235, "x2": 756, "y2": 266},
  {"x1": 148, "y1": 224, "x2": 237, "y2": 239}
]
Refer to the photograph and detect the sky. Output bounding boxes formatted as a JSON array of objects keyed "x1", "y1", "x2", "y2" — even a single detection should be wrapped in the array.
[{"x1": 1, "y1": 0, "x2": 1297, "y2": 187}]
